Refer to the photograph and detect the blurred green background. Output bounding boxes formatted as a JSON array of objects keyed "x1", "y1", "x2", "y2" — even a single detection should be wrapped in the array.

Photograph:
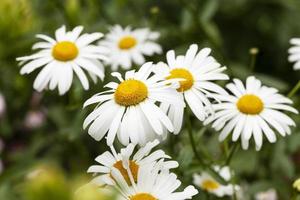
[{"x1": 1, "y1": 0, "x2": 300, "y2": 199}]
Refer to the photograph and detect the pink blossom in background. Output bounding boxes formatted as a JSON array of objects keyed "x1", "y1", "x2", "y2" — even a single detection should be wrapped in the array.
[{"x1": 24, "y1": 110, "x2": 46, "y2": 129}]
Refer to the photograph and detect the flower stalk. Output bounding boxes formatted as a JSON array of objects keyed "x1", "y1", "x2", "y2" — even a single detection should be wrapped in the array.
[{"x1": 186, "y1": 109, "x2": 227, "y2": 184}]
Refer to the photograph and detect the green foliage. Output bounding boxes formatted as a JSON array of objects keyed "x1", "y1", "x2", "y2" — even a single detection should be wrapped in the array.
[{"x1": 1, "y1": 0, "x2": 300, "y2": 199}]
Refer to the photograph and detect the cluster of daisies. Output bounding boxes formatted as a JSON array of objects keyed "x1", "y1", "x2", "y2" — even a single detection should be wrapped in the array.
[{"x1": 16, "y1": 25, "x2": 300, "y2": 199}]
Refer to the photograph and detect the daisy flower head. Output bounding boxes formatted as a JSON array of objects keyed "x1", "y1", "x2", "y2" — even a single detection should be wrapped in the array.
[
  {"x1": 99, "y1": 25, "x2": 162, "y2": 70},
  {"x1": 204, "y1": 76, "x2": 298, "y2": 150},
  {"x1": 193, "y1": 166, "x2": 239, "y2": 197},
  {"x1": 88, "y1": 140, "x2": 178, "y2": 186},
  {"x1": 83, "y1": 62, "x2": 185, "y2": 145},
  {"x1": 17, "y1": 25, "x2": 108, "y2": 95},
  {"x1": 154, "y1": 44, "x2": 229, "y2": 133},
  {"x1": 110, "y1": 161, "x2": 198, "y2": 200},
  {"x1": 288, "y1": 38, "x2": 300, "y2": 70}
]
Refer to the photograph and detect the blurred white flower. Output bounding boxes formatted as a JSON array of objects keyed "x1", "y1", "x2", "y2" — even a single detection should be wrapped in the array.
[
  {"x1": 88, "y1": 139, "x2": 178, "y2": 186},
  {"x1": 193, "y1": 166, "x2": 239, "y2": 197},
  {"x1": 255, "y1": 189, "x2": 277, "y2": 200},
  {"x1": 17, "y1": 25, "x2": 108, "y2": 95},
  {"x1": 205, "y1": 76, "x2": 298, "y2": 150},
  {"x1": 99, "y1": 25, "x2": 162, "y2": 70},
  {"x1": 154, "y1": 44, "x2": 229, "y2": 134},
  {"x1": 0, "y1": 93, "x2": 6, "y2": 118},
  {"x1": 83, "y1": 62, "x2": 184, "y2": 145},
  {"x1": 288, "y1": 38, "x2": 300, "y2": 70},
  {"x1": 110, "y1": 161, "x2": 198, "y2": 200},
  {"x1": 24, "y1": 110, "x2": 46, "y2": 129}
]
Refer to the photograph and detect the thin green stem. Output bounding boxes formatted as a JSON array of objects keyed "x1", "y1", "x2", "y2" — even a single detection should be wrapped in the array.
[
  {"x1": 291, "y1": 190, "x2": 299, "y2": 200},
  {"x1": 186, "y1": 115, "x2": 206, "y2": 166},
  {"x1": 223, "y1": 138, "x2": 229, "y2": 157},
  {"x1": 249, "y1": 48, "x2": 259, "y2": 72},
  {"x1": 288, "y1": 80, "x2": 300, "y2": 98},
  {"x1": 225, "y1": 142, "x2": 239, "y2": 166},
  {"x1": 225, "y1": 143, "x2": 239, "y2": 200},
  {"x1": 232, "y1": 186, "x2": 238, "y2": 200},
  {"x1": 168, "y1": 133, "x2": 175, "y2": 157},
  {"x1": 186, "y1": 110, "x2": 227, "y2": 184},
  {"x1": 250, "y1": 55, "x2": 257, "y2": 72},
  {"x1": 205, "y1": 191, "x2": 211, "y2": 200}
]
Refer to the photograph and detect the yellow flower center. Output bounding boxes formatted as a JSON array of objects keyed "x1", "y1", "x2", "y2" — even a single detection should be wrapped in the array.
[
  {"x1": 115, "y1": 80, "x2": 148, "y2": 106},
  {"x1": 52, "y1": 41, "x2": 78, "y2": 61},
  {"x1": 237, "y1": 94, "x2": 264, "y2": 115},
  {"x1": 167, "y1": 68, "x2": 194, "y2": 92},
  {"x1": 112, "y1": 160, "x2": 139, "y2": 185},
  {"x1": 118, "y1": 36, "x2": 137, "y2": 50},
  {"x1": 202, "y1": 179, "x2": 220, "y2": 191},
  {"x1": 130, "y1": 193, "x2": 157, "y2": 200}
]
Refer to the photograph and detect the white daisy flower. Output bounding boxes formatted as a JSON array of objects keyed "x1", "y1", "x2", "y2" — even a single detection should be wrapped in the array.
[
  {"x1": 83, "y1": 62, "x2": 185, "y2": 145},
  {"x1": 288, "y1": 38, "x2": 300, "y2": 70},
  {"x1": 17, "y1": 25, "x2": 108, "y2": 95},
  {"x1": 154, "y1": 44, "x2": 229, "y2": 134},
  {"x1": 88, "y1": 140, "x2": 178, "y2": 186},
  {"x1": 193, "y1": 166, "x2": 239, "y2": 197},
  {"x1": 110, "y1": 161, "x2": 198, "y2": 200},
  {"x1": 99, "y1": 25, "x2": 162, "y2": 70},
  {"x1": 204, "y1": 76, "x2": 298, "y2": 150}
]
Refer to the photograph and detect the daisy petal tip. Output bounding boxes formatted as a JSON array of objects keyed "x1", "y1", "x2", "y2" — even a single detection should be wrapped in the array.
[
  {"x1": 106, "y1": 139, "x2": 113, "y2": 146},
  {"x1": 190, "y1": 43, "x2": 198, "y2": 49},
  {"x1": 218, "y1": 135, "x2": 226, "y2": 142},
  {"x1": 87, "y1": 167, "x2": 94, "y2": 173},
  {"x1": 152, "y1": 139, "x2": 160, "y2": 146}
]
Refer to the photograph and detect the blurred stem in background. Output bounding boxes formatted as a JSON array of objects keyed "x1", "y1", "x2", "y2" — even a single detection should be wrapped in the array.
[
  {"x1": 224, "y1": 142, "x2": 239, "y2": 167},
  {"x1": 249, "y1": 47, "x2": 259, "y2": 72},
  {"x1": 224, "y1": 140, "x2": 239, "y2": 200},
  {"x1": 186, "y1": 108, "x2": 227, "y2": 184},
  {"x1": 288, "y1": 80, "x2": 300, "y2": 98}
]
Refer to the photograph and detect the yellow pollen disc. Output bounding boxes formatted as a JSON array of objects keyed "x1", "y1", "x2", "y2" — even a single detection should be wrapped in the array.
[
  {"x1": 115, "y1": 79, "x2": 148, "y2": 106},
  {"x1": 118, "y1": 36, "x2": 137, "y2": 50},
  {"x1": 237, "y1": 94, "x2": 264, "y2": 115},
  {"x1": 202, "y1": 179, "x2": 220, "y2": 191},
  {"x1": 130, "y1": 193, "x2": 157, "y2": 200},
  {"x1": 112, "y1": 160, "x2": 139, "y2": 185},
  {"x1": 52, "y1": 41, "x2": 78, "y2": 61},
  {"x1": 167, "y1": 68, "x2": 194, "y2": 92}
]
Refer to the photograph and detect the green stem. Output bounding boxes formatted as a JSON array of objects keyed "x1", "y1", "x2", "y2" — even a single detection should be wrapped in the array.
[
  {"x1": 288, "y1": 80, "x2": 300, "y2": 98},
  {"x1": 225, "y1": 142, "x2": 239, "y2": 166},
  {"x1": 187, "y1": 117, "x2": 205, "y2": 166},
  {"x1": 249, "y1": 48, "x2": 259, "y2": 72},
  {"x1": 250, "y1": 54, "x2": 257, "y2": 72},
  {"x1": 225, "y1": 143, "x2": 239, "y2": 200},
  {"x1": 232, "y1": 185, "x2": 238, "y2": 200},
  {"x1": 223, "y1": 139, "x2": 229, "y2": 157},
  {"x1": 205, "y1": 192, "x2": 211, "y2": 200},
  {"x1": 168, "y1": 133, "x2": 175, "y2": 157},
  {"x1": 291, "y1": 190, "x2": 299, "y2": 200},
  {"x1": 186, "y1": 110, "x2": 227, "y2": 184}
]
